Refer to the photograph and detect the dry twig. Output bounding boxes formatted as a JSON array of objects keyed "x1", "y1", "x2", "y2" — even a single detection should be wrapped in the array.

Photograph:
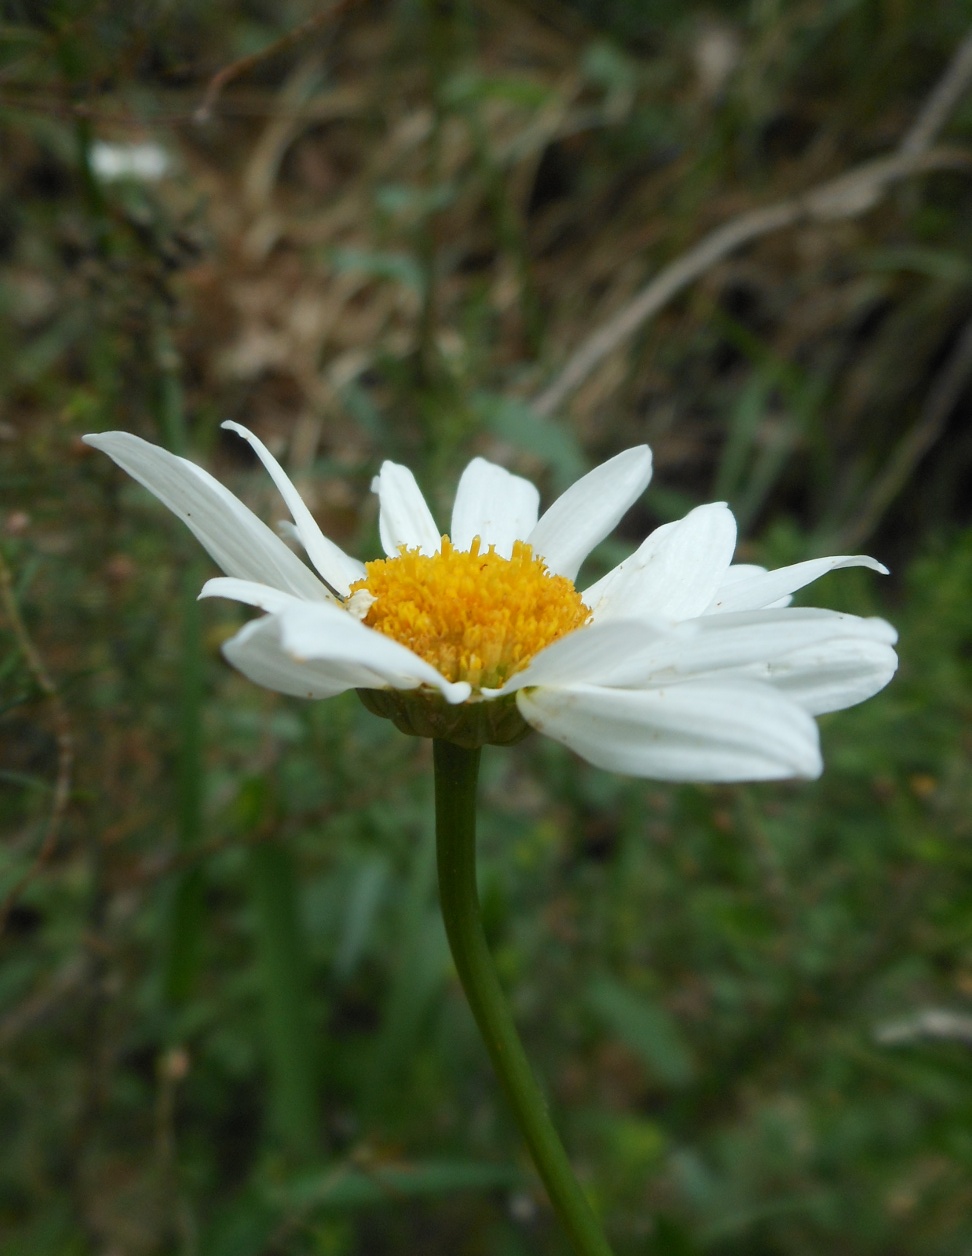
[
  {"x1": 899, "y1": 29, "x2": 972, "y2": 156},
  {"x1": 532, "y1": 28, "x2": 972, "y2": 418},
  {"x1": 841, "y1": 314, "x2": 972, "y2": 549},
  {"x1": 194, "y1": 0, "x2": 359, "y2": 125}
]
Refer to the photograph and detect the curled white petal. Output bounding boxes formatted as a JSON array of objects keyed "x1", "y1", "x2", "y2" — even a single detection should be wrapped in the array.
[
  {"x1": 83, "y1": 431, "x2": 330, "y2": 601},
  {"x1": 200, "y1": 576, "x2": 304, "y2": 615},
  {"x1": 275, "y1": 601, "x2": 471, "y2": 704},
  {"x1": 517, "y1": 679, "x2": 822, "y2": 781},
  {"x1": 223, "y1": 615, "x2": 362, "y2": 700},
  {"x1": 728, "y1": 633, "x2": 899, "y2": 714},
  {"x1": 527, "y1": 446, "x2": 653, "y2": 580},
  {"x1": 450, "y1": 457, "x2": 540, "y2": 557},
  {"x1": 345, "y1": 589, "x2": 376, "y2": 620},
  {"x1": 710, "y1": 564, "x2": 792, "y2": 610},
  {"x1": 221, "y1": 421, "x2": 364, "y2": 595},
  {"x1": 584, "y1": 503, "x2": 737, "y2": 622},
  {"x1": 708, "y1": 554, "x2": 888, "y2": 613},
  {"x1": 372, "y1": 462, "x2": 440, "y2": 556},
  {"x1": 590, "y1": 608, "x2": 897, "y2": 689}
]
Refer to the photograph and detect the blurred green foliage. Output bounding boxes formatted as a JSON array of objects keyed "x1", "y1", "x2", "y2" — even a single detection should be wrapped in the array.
[{"x1": 2, "y1": 1, "x2": 972, "y2": 1253}]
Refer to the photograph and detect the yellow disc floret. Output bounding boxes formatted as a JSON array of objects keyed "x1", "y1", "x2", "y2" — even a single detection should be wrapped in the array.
[{"x1": 349, "y1": 536, "x2": 590, "y2": 691}]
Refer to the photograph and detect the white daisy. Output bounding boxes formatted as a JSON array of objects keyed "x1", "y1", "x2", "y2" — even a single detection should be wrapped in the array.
[{"x1": 84, "y1": 422, "x2": 897, "y2": 781}]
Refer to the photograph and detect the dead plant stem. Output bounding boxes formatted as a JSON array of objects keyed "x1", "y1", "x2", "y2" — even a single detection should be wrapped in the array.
[{"x1": 533, "y1": 26, "x2": 972, "y2": 417}]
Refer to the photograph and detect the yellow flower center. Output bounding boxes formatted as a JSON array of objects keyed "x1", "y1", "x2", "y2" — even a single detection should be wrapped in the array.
[{"x1": 349, "y1": 536, "x2": 590, "y2": 691}]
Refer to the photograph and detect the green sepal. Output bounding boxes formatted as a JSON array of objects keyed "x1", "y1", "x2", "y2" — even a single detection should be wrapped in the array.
[{"x1": 356, "y1": 687, "x2": 533, "y2": 748}]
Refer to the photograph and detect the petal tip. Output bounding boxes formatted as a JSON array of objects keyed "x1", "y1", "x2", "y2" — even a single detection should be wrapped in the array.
[
  {"x1": 630, "y1": 444, "x2": 653, "y2": 483},
  {"x1": 82, "y1": 432, "x2": 118, "y2": 450},
  {"x1": 221, "y1": 419, "x2": 255, "y2": 441}
]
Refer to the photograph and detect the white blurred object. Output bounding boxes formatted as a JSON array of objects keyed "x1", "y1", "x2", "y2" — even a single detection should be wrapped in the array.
[
  {"x1": 90, "y1": 140, "x2": 170, "y2": 182},
  {"x1": 875, "y1": 1008, "x2": 972, "y2": 1047},
  {"x1": 692, "y1": 19, "x2": 742, "y2": 101}
]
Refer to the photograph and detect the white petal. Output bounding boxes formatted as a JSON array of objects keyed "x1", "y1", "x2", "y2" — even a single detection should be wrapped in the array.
[
  {"x1": 590, "y1": 608, "x2": 898, "y2": 687},
  {"x1": 372, "y1": 462, "x2": 440, "y2": 556},
  {"x1": 517, "y1": 679, "x2": 822, "y2": 781},
  {"x1": 200, "y1": 576, "x2": 302, "y2": 615},
  {"x1": 449, "y1": 457, "x2": 540, "y2": 557},
  {"x1": 584, "y1": 503, "x2": 737, "y2": 622},
  {"x1": 527, "y1": 446, "x2": 653, "y2": 580},
  {"x1": 84, "y1": 432, "x2": 330, "y2": 601},
  {"x1": 276, "y1": 601, "x2": 471, "y2": 704},
  {"x1": 733, "y1": 634, "x2": 899, "y2": 714},
  {"x1": 707, "y1": 554, "x2": 888, "y2": 613},
  {"x1": 711, "y1": 564, "x2": 792, "y2": 610},
  {"x1": 491, "y1": 618, "x2": 683, "y2": 695},
  {"x1": 223, "y1": 615, "x2": 359, "y2": 699},
  {"x1": 222, "y1": 422, "x2": 364, "y2": 595}
]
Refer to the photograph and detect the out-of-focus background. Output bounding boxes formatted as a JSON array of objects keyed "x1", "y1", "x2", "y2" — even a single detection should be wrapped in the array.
[{"x1": 2, "y1": 2, "x2": 972, "y2": 1253}]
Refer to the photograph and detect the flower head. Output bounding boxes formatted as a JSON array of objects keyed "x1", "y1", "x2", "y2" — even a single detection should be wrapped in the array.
[
  {"x1": 350, "y1": 536, "x2": 590, "y2": 690},
  {"x1": 84, "y1": 422, "x2": 897, "y2": 780}
]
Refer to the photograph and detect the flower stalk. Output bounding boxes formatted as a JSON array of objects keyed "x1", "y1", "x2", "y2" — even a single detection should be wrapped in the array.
[{"x1": 433, "y1": 739, "x2": 615, "y2": 1256}]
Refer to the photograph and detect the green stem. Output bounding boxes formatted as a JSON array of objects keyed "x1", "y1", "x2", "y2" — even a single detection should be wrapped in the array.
[
  {"x1": 433, "y1": 740, "x2": 615, "y2": 1256},
  {"x1": 248, "y1": 842, "x2": 319, "y2": 1156}
]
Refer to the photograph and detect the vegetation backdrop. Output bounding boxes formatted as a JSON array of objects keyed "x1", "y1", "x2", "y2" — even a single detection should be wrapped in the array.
[{"x1": 2, "y1": 2, "x2": 972, "y2": 1253}]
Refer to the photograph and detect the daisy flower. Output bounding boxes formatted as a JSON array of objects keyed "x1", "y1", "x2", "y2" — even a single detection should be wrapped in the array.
[{"x1": 84, "y1": 423, "x2": 897, "y2": 781}]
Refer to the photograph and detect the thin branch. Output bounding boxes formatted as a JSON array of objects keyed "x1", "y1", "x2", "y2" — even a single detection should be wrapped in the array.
[
  {"x1": 0, "y1": 547, "x2": 75, "y2": 935},
  {"x1": 531, "y1": 147, "x2": 971, "y2": 418},
  {"x1": 0, "y1": 956, "x2": 90, "y2": 1045},
  {"x1": 532, "y1": 28, "x2": 972, "y2": 418},
  {"x1": 840, "y1": 314, "x2": 972, "y2": 549},
  {"x1": 194, "y1": 0, "x2": 359, "y2": 124},
  {"x1": 899, "y1": 28, "x2": 972, "y2": 156}
]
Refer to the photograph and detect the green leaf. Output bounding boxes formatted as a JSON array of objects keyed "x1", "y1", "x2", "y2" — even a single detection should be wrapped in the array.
[
  {"x1": 248, "y1": 842, "x2": 320, "y2": 1155},
  {"x1": 444, "y1": 71, "x2": 554, "y2": 110},
  {"x1": 329, "y1": 246, "x2": 423, "y2": 292},
  {"x1": 863, "y1": 246, "x2": 972, "y2": 284},
  {"x1": 333, "y1": 855, "x2": 390, "y2": 982},
  {"x1": 471, "y1": 393, "x2": 586, "y2": 492},
  {"x1": 272, "y1": 1158, "x2": 524, "y2": 1211},
  {"x1": 587, "y1": 976, "x2": 696, "y2": 1087}
]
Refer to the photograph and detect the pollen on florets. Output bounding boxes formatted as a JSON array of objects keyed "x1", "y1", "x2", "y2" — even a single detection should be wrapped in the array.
[{"x1": 348, "y1": 536, "x2": 590, "y2": 691}]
